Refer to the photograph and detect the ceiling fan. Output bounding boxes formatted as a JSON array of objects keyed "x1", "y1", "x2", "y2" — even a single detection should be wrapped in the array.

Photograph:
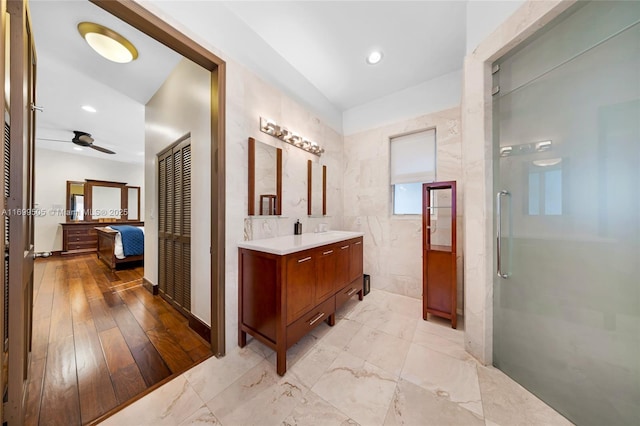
[{"x1": 37, "y1": 130, "x2": 116, "y2": 154}]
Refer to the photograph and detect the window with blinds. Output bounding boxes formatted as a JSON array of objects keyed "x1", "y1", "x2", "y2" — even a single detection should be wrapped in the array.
[
  {"x1": 158, "y1": 136, "x2": 192, "y2": 315},
  {"x1": 390, "y1": 129, "x2": 436, "y2": 214}
]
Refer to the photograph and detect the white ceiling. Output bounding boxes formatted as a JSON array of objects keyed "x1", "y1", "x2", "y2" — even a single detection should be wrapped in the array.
[
  {"x1": 223, "y1": 1, "x2": 467, "y2": 110},
  {"x1": 29, "y1": 1, "x2": 469, "y2": 161},
  {"x1": 30, "y1": 0, "x2": 181, "y2": 164}
]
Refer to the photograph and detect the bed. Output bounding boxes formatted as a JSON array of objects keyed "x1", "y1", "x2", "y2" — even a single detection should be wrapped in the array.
[{"x1": 96, "y1": 225, "x2": 144, "y2": 269}]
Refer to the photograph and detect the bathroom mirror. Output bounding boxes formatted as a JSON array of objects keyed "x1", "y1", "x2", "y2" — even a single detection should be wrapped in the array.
[
  {"x1": 307, "y1": 160, "x2": 326, "y2": 216},
  {"x1": 248, "y1": 137, "x2": 282, "y2": 215}
]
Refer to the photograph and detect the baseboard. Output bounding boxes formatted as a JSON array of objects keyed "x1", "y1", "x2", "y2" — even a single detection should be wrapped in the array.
[
  {"x1": 50, "y1": 250, "x2": 63, "y2": 257},
  {"x1": 142, "y1": 278, "x2": 158, "y2": 295},
  {"x1": 188, "y1": 313, "x2": 211, "y2": 343}
]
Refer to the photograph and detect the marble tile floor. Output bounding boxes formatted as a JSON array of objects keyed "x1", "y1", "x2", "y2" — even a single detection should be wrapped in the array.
[{"x1": 102, "y1": 289, "x2": 572, "y2": 426}]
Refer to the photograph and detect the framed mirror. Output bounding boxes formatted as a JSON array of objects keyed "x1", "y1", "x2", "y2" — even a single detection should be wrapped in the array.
[
  {"x1": 127, "y1": 186, "x2": 140, "y2": 220},
  {"x1": 307, "y1": 160, "x2": 327, "y2": 216},
  {"x1": 66, "y1": 181, "x2": 85, "y2": 221},
  {"x1": 66, "y1": 179, "x2": 141, "y2": 222},
  {"x1": 248, "y1": 137, "x2": 282, "y2": 216}
]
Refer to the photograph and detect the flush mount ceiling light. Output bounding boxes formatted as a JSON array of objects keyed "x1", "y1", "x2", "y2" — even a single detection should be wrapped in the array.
[
  {"x1": 366, "y1": 50, "x2": 383, "y2": 65},
  {"x1": 78, "y1": 22, "x2": 138, "y2": 63},
  {"x1": 82, "y1": 105, "x2": 97, "y2": 113}
]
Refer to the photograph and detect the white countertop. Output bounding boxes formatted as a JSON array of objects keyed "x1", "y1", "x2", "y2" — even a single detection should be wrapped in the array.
[{"x1": 238, "y1": 231, "x2": 364, "y2": 255}]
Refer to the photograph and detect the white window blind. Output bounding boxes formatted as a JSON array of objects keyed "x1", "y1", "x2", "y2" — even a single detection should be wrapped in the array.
[{"x1": 390, "y1": 129, "x2": 436, "y2": 185}]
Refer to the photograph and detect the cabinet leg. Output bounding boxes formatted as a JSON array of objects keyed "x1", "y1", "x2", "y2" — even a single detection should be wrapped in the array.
[
  {"x1": 327, "y1": 313, "x2": 336, "y2": 327},
  {"x1": 238, "y1": 329, "x2": 247, "y2": 348},
  {"x1": 357, "y1": 289, "x2": 363, "y2": 301},
  {"x1": 276, "y1": 345, "x2": 287, "y2": 376}
]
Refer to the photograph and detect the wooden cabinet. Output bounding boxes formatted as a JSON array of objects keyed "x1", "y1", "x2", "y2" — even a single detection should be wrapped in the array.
[
  {"x1": 239, "y1": 236, "x2": 364, "y2": 375},
  {"x1": 61, "y1": 221, "x2": 144, "y2": 254},
  {"x1": 422, "y1": 181, "x2": 457, "y2": 328}
]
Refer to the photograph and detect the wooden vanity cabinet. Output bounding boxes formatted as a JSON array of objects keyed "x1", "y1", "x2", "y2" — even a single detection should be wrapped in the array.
[{"x1": 239, "y1": 236, "x2": 363, "y2": 375}]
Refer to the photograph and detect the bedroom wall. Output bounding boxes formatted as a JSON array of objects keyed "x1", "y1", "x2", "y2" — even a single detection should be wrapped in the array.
[
  {"x1": 144, "y1": 57, "x2": 212, "y2": 325},
  {"x1": 33, "y1": 147, "x2": 144, "y2": 252}
]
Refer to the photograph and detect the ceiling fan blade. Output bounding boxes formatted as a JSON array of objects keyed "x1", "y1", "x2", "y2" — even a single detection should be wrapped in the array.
[{"x1": 90, "y1": 144, "x2": 116, "y2": 155}]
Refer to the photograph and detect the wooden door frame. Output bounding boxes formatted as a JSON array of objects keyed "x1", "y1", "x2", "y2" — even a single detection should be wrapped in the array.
[
  {"x1": 90, "y1": 0, "x2": 226, "y2": 356},
  {"x1": 6, "y1": 0, "x2": 37, "y2": 424}
]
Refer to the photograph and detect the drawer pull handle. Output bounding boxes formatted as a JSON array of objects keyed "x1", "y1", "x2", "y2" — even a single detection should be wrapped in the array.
[
  {"x1": 355, "y1": 241, "x2": 362, "y2": 245},
  {"x1": 298, "y1": 256, "x2": 312, "y2": 263},
  {"x1": 340, "y1": 245, "x2": 349, "y2": 250},
  {"x1": 323, "y1": 250, "x2": 333, "y2": 255},
  {"x1": 347, "y1": 288, "x2": 357, "y2": 296},
  {"x1": 308, "y1": 312, "x2": 325, "y2": 326}
]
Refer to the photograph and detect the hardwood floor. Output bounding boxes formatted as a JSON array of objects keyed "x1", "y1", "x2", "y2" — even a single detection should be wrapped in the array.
[{"x1": 26, "y1": 255, "x2": 212, "y2": 425}]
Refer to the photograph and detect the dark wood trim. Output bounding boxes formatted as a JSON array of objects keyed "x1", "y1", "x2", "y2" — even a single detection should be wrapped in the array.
[
  {"x1": 322, "y1": 165, "x2": 327, "y2": 216},
  {"x1": 276, "y1": 148, "x2": 282, "y2": 215},
  {"x1": 84, "y1": 179, "x2": 127, "y2": 187},
  {"x1": 90, "y1": 0, "x2": 224, "y2": 71},
  {"x1": 248, "y1": 137, "x2": 255, "y2": 215},
  {"x1": 49, "y1": 250, "x2": 63, "y2": 257},
  {"x1": 211, "y1": 62, "x2": 226, "y2": 358},
  {"x1": 307, "y1": 160, "x2": 312, "y2": 216},
  {"x1": 142, "y1": 277, "x2": 157, "y2": 295},
  {"x1": 188, "y1": 313, "x2": 211, "y2": 343},
  {"x1": 91, "y1": 0, "x2": 226, "y2": 358}
]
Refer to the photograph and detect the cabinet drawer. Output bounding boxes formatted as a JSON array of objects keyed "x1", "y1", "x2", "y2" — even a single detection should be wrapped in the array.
[
  {"x1": 336, "y1": 280, "x2": 361, "y2": 311},
  {"x1": 67, "y1": 235, "x2": 97, "y2": 244},
  {"x1": 67, "y1": 241, "x2": 97, "y2": 251},
  {"x1": 286, "y1": 296, "x2": 335, "y2": 348},
  {"x1": 67, "y1": 228, "x2": 90, "y2": 236}
]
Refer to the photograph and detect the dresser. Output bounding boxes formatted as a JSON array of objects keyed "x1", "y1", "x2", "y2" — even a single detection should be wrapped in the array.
[
  {"x1": 238, "y1": 231, "x2": 364, "y2": 375},
  {"x1": 61, "y1": 221, "x2": 144, "y2": 254}
]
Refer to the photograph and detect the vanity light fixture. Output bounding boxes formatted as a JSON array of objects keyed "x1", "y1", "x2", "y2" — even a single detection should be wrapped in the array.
[
  {"x1": 259, "y1": 117, "x2": 324, "y2": 156},
  {"x1": 82, "y1": 105, "x2": 97, "y2": 113},
  {"x1": 78, "y1": 22, "x2": 138, "y2": 64},
  {"x1": 366, "y1": 50, "x2": 383, "y2": 65}
]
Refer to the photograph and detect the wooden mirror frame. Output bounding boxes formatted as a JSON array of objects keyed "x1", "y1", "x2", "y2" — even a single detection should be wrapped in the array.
[
  {"x1": 307, "y1": 160, "x2": 327, "y2": 216},
  {"x1": 248, "y1": 137, "x2": 282, "y2": 216},
  {"x1": 66, "y1": 179, "x2": 141, "y2": 222}
]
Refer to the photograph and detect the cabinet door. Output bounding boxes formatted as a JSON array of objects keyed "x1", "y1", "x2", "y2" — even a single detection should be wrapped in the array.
[
  {"x1": 316, "y1": 246, "x2": 337, "y2": 303},
  {"x1": 349, "y1": 238, "x2": 363, "y2": 283},
  {"x1": 335, "y1": 242, "x2": 350, "y2": 289},
  {"x1": 286, "y1": 252, "x2": 316, "y2": 325}
]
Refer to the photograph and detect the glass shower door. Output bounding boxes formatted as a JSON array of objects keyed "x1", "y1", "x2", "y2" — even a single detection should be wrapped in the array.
[{"x1": 493, "y1": 2, "x2": 640, "y2": 425}]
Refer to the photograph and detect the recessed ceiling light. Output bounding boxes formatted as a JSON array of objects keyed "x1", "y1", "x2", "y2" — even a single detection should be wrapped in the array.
[
  {"x1": 366, "y1": 50, "x2": 383, "y2": 65},
  {"x1": 73, "y1": 147, "x2": 83, "y2": 151},
  {"x1": 82, "y1": 105, "x2": 97, "y2": 113},
  {"x1": 78, "y1": 22, "x2": 138, "y2": 64}
]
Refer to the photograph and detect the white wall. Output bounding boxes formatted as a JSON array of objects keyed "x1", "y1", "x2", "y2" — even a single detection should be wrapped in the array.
[
  {"x1": 34, "y1": 148, "x2": 144, "y2": 252},
  {"x1": 145, "y1": 58, "x2": 211, "y2": 325},
  {"x1": 342, "y1": 70, "x2": 462, "y2": 136},
  {"x1": 343, "y1": 107, "x2": 463, "y2": 310},
  {"x1": 466, "y1": 0, "x2": 525, "y2": 54}
]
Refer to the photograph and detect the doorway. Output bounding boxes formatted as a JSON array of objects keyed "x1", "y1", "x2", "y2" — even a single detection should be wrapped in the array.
[
  {"x1": 4, "y1": 0, "x2": 226, "y2": 424},
  {"x1": 492, "y1": 2, "x2": 639, "y2": 424}
]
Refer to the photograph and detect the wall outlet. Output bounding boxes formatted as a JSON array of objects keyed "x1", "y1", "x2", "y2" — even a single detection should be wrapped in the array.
[{"x1": 356, "y1": 217, "x2": 362, "y2": 226}]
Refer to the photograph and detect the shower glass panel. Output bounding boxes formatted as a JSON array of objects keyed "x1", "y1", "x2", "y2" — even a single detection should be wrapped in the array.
[{"x1": 493, "y1": 2, "x2": 640, "y2": 425}]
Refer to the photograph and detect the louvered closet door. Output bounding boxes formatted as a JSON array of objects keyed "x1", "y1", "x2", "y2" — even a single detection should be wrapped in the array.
[{"x1": 158, "y1": 136, "x2": 191, "y2": 314}]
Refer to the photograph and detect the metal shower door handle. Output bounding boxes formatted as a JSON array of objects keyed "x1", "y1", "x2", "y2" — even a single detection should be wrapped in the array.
[{"x1": 496, "y1": 190, "x2": 510, "y2": 279}]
